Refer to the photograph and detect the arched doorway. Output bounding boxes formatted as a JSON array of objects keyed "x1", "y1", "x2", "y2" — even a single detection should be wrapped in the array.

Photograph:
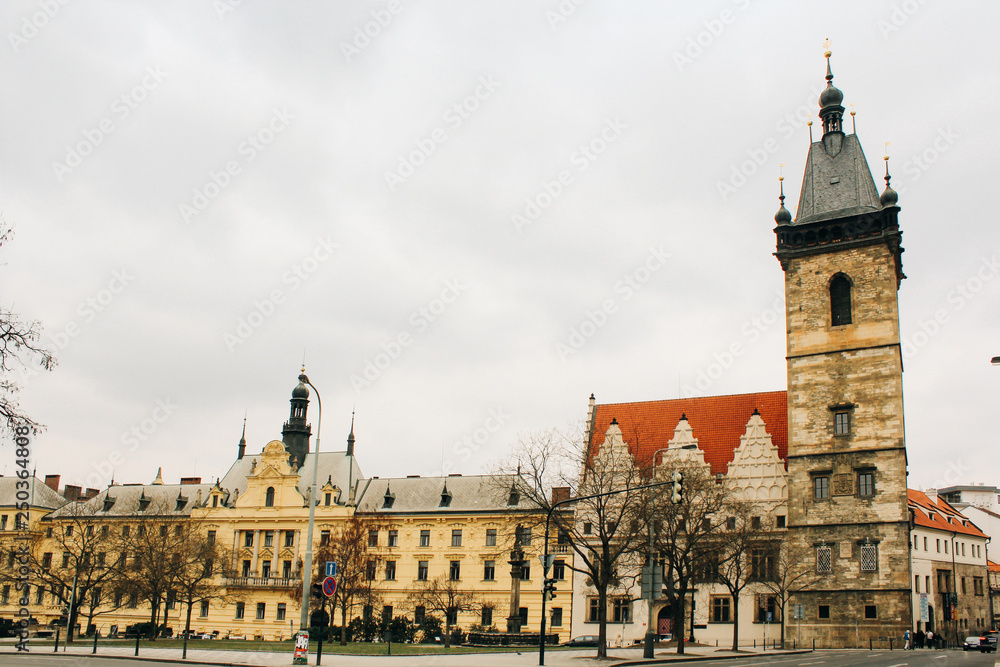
[{"x1": 656, "y1": 605, "x2": 672, "y2": 637}]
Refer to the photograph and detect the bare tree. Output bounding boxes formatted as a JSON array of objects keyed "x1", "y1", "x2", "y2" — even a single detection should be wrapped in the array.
[
  {"x1": 711, "y1": 504, "x2": 769, "y2": 651},
  {"x1": 117, "y1": 503, "x2": 190, "y2": 639},
  {"x1": 495, "y1": 424, "x2": 649, "y2": 659},
  {"x1": 0, "y1": 503, "x2": 124, "y2": 642},
  {"x1": 406, "y1": 575, "x2": 488, "y2": 648},
  {"x1": 755, "y1": 541, "x2": 816, "y2": 648},
  {"x1": 315, "y1": 515, "x2": 384, "y2": 645},
  {"x1": 650, "y1": 463, "x2": 737, "y2": 655},
  {"x1": 0, "y1": 222, "x2": 56, "y2": 436},
  {"x1": 170, "y1": 524, "x2": 236, "y2": 658}
]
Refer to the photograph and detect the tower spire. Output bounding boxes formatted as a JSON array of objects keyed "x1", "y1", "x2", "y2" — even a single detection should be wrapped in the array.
[
  {"x1": 818, "y1": 41, "x2": 845, "y2": 136},
  {"x1": 238, "y1": 412, "x2": 247, "y2": 460},
  {"x1": 346, "y1": 409, "x2": 356, "y2": 457}
]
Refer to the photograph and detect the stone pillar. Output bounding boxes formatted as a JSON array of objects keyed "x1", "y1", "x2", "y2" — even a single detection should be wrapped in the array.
[{"x1": 506, "y1": 543, "x2": 525, "y2": 633}]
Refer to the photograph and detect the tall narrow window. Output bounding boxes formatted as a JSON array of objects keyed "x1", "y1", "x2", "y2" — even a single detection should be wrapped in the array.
[
  {"x1": 816, "y1": 545, "x2": 832, "y2": 573},
  {"x1": 265, "y1": 487, "x2": 275, "y2": 507},
  {"x1": 830, "y1": 274, "x2": 852, "y2": 326}
]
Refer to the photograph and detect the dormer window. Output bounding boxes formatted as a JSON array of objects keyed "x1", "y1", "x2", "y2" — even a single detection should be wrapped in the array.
[
  {"x1": 507, "y1": 486, "x2": 520, "y2": 507},
  {"x1": 440, "y1": 485, "x2": 452, "y2": 508},
  {"x1": 830, "y1": 273, "x2": 853, "y2": 326},
  {"x1": 103, "y1": 496, "x2": 116, "y2": 512},
  {"x1": 138, "y1": 494, "x2": 151, "y2": 512},
  {"x1": 175, "y1": 494, "x2": 188, "y2": 512},
  {"x1": 382, "y1": 487, "x2": 395, "y2": 509}
]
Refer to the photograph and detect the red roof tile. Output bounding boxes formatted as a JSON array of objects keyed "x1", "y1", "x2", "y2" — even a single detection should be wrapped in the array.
[
  {"x1": 588, "y1": 391, "x2": 787, "y2": 476},
  {"x1": 908, "y1": 489, "x2": 989, "y2": 539}
]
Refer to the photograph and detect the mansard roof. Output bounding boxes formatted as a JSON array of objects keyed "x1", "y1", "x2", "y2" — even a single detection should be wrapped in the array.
[
  {"x1": 909, "y1": 489, "x2": 989, "y2": 539},
  {"x1": 46, "y1": 482, "x2": 212, "y2": 519},
  {"x1": 0, "y1": 476, "x2": 67, "y2": 510},
  {"x1": 587, "y1": 391, "x2": 787, "y2": 476},
  {"x1": 354, "y1": 474, "x2": 527, "y2": 514}
]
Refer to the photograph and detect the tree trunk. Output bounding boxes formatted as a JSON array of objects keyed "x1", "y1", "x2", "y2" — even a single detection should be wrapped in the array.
[
  {"x1": 148, "y1": 597, "x2": 160, "y2": 640},
  {"x1": 444, "y1": 619, "x2": 451, "y2": 649},
  {"x1": 596, "y1": 585, "x2": 607, "y2": 658},
  {"x1": 183, "y1": 602, "x2": 193, "y2": 659},
  {"x1": 731, "y1": 589, "x2": 740, "y2": 651},
  {"x1": 66, "y1": 599, "x2": 78, "y2": 643},
  {"x1": 340, "y1": 601, "x2": 348, "y2": 645},
  {"x1": 674, "y1": 596, "x2": 685, "y2": 654}
]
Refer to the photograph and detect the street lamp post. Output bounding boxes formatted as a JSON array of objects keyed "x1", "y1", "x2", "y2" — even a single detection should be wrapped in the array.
[{"x1": 294, "y1": 371, "x2": 322, "y2": 665}]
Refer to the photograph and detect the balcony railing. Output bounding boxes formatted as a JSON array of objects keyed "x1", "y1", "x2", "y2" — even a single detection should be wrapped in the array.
[
  {"x1": 226, "y1": 576, "x2": 300, "y2": 589},
  {"x1": 552, "y1": 544, "x2": 571, "y2": 554}
]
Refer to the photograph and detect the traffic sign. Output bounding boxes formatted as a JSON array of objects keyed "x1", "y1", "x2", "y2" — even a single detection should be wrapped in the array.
[
  {"x1": 322, "y1": 576, "x2": 337, "y2": 598},
  {"x1": 325, "y1": 561, "x2": 337, "y2": 577}
]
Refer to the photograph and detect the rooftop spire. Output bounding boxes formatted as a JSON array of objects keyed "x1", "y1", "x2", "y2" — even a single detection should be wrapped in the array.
[
  {"x1": 880, "y1": 149, "x2": 899, "y2": 207},
  {"x1": 818, "y1": 41, "x2": 845, "y2": 136},
  {"x1": 346, "y1": 409, "x2": 356, "y2": 457},
  {"x1": 237, "y1": 413, "x2": 247, "y2": 460},
  {"x1": 774, "y1": 166, "x2": 792, "y2": 225}
]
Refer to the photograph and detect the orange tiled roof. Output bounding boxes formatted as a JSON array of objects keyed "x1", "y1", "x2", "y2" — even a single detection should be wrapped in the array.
[
  {"x1": 908, "y1": 489, "x2": 989, "y2": 539},
  {"x1": 588, "y1": 391, "x2": 787, "y2": 476},
  {"x1": 988, "y1": 560, "x2": 1000, "y2": 572}
]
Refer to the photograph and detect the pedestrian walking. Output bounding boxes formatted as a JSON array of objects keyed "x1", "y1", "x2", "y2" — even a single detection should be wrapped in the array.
[
  {"x1": 926, "y1": 630, "x2": 934, "y2": 649},
  {"x1": 904, "y1": 629, "x2": 911, "y2": 650}
]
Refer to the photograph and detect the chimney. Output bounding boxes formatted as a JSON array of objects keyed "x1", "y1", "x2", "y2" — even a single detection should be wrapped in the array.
[
  {"x1": 64, "y1": 485, "x2": 82, "y2": 501},
  {"x1": 552, "y1": 487, "x2": 571, "y2": 505},
  {"x1": 925, "y1": 488, "x2": 938, "y2": 505},
  {"x1": 180, "y1": 477, "x2": 202, "y2": 485},
  {"x1": 45, "y1": 475, "x2": 60, "y2": 491},
  {"x1": 84, "y1": 488, "x2": 100, "y2": 499}
]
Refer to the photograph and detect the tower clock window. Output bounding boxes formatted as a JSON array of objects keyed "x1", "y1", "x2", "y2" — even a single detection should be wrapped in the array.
[{"x1": 830, "y1": 274, "x2": 853, "y2": 326}]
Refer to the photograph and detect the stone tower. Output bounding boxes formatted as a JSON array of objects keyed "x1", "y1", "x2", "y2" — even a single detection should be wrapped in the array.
[
  {"x1": 774, "y1": 50, "x2": 910, "y2": 646},
  {"x1": 281, "y1": 373, "x2": 312, "y2": 469}
]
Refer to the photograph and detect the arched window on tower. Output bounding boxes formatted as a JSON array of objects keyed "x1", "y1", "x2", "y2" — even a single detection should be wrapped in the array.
[
  {"x1": 265, "y1": 487, "x2": 275, "y2": 507},
  {"x1": 830, "y1": 274, "x2": 853, "y2": 326}
]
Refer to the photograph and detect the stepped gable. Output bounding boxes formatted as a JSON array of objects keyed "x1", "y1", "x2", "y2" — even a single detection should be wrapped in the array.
[{"x1": 588, "y1": 390, "x2": 787, "y2": 476}]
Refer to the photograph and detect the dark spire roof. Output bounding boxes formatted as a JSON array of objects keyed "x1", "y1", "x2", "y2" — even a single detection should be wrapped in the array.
[
  {"x1": 346, "y1": 411, "x2": 356, "y2": 457},
  {"x1": 790, "y1": 53, "x2": 883, "y2": 225},
  {"x1": 774, "y1": 177, "x2": 792, "y2": 225},
  {"x1": 880, "y1": 155, "x2": 899, "y2": 207}
]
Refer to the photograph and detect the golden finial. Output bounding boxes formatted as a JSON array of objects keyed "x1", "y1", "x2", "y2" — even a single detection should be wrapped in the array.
[
  {"x1": 823, "y1": 37, "x2": 831, "y2": 58},
  {"x1": 884, "y1": 141, "x2": 891, "y2": 160},
  {"x1": 807, "y1": 119, "x2": 814, "y2": 143}
]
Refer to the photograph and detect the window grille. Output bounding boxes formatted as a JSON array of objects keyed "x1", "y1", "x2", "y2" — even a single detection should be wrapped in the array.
[
  {"x1": 860, "y1": 543, "x2": 877, "y2": 571},
  {"x1": 816, "y1": 545, "x2": 832, "y2": 573}
]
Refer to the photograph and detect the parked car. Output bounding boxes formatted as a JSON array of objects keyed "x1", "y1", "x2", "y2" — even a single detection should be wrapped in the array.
[
  {"x1": 964, "y1": 636, "x2": 981, "y2": 651},
  {"x1": 980, "y1": 631, "x2": 998, "y2": 653},
  {"x1": 562, "y1": 635, "x2": 600, "y2": 647}
]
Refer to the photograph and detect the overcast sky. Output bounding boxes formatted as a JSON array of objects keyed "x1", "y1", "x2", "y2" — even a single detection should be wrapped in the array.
[{"x1": 3, "y1": 1, "x2": 997, "y2": 494}]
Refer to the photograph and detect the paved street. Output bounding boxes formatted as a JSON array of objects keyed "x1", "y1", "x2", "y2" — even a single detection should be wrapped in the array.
[{"x1": 4, "y1": 647, "x2": 998, "y2": 667}]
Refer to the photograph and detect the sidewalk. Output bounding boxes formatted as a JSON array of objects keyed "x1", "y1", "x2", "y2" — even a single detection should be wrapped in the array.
[{"x1": 4, "y1": 643, "x2": 811, "y2": 666}]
